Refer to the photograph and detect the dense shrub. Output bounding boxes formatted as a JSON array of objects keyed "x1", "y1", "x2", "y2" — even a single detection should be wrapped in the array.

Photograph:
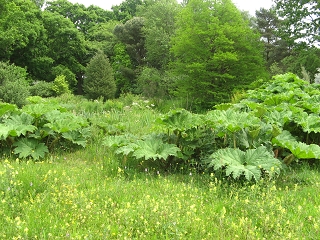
[
  {"x1": 52, "y1": 75, "x2": 71, "y2": 96},
  {"x1": 0, "y1": 62, "x2": 30, "y2": 107},
  {"x1": 51, "y1": 65, "x2": 77, "y2": 92},
  {"x1": 30, "y1": 81, "x2": 55, "y2": 97}
]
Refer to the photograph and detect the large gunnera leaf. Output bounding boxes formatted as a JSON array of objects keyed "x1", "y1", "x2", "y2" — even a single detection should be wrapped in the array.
[
  {"x1": 3, "y1": 112, "x2": 37, "y2": 137},
  {"x1": 0, "y1": 102, "x2": 18, "y2": 117},
  {"x1": 206, "y1": 146, "x2": 282, "y2": 181},
  {"x1": 205, "y1": 109, "x2": 261, "y2": 133},
  {"x1": 156, "y1": 109, "x2": 201, "y2": 132},
  {"x1": 132, "y1": 137, "x2": 180, "y2": 160},
  {"x1": 13, "y1": 138, "x2": 49, "y2": 160},
  {"x1": 272, "y1": 130, "x2": 320, "y2": 159}
]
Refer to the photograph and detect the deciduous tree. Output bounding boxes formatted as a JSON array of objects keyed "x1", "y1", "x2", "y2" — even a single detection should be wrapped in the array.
[
  {"x1": 138, "y1": 0, "x2": 180, "y2": 70},
  {"x1": 170, "y1": 0, "x2": 266, "y2": 109},
  {"x1": 273, "y1": 0, "x2": 320, "y2": 47}
]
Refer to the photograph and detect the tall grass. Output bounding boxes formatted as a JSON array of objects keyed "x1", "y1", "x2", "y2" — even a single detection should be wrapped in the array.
[{"x1": 0, "y1": 158, "x2": 319, "y2": 239}]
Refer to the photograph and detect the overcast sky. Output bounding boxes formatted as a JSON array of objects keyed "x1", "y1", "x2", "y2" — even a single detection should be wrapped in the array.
[{"x1": 67, "y1": 0, "x2": 273, "y2": 15}]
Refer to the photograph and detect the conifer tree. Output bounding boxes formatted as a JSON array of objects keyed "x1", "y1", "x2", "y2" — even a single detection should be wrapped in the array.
[{"x1": 84, "y1": 52, "x2": 116, "y2": 100}]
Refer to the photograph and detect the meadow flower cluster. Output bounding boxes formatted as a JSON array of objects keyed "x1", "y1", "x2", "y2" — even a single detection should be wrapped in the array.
[{"x1": 0, "y1": 158, "x2": 319, "y2": 239}]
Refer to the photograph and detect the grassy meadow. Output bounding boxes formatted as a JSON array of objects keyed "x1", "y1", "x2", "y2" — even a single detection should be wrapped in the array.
[{"x1": 1, "y1": 94, "x2": 320, "y2": 239}]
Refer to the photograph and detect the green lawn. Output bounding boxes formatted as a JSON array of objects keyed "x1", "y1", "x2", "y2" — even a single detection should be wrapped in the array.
[{"x1": 1, "y1": 150, "x2": 319, "y2": 239}]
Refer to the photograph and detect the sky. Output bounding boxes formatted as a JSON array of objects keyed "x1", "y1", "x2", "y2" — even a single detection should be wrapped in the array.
[{"x1": 67, "y1": 0, "x2": 274, "y2": 16}]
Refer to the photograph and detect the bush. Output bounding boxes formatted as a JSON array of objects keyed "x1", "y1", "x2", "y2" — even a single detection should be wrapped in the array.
[
  {"x1": 137, "y1": 67, "x2": 174, "y2": 99},
  {"x1": 0, "y1": 62, "x2": 30, "y2": 107},
  {"x1": 52, "y1": 75, "x2": 71, "y2": 96},
  {"x1": 51, "y1": 65, "x2": 77, "y2": 93},
  {"x1": 30, "y1": 81, "x2": 55, "y2": 97}
]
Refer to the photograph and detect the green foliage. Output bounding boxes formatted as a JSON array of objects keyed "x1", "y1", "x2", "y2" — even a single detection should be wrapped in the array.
[
  {"x1": 101, "y1": 72, "x2": 320, "y2": 180},
  {"x1": 41, "y1": 11, "x2": 87, "y2": 92},
  {"x1": 51, "y1": 65, "x2": 77, "y2": 92},
  {"x1": 206, "y1": 146, "x2": 282, "y2": 181},
  {"x1": 111, "y1": 43, "x2": 136, "y2": 96},
  {"x1": 137, "y1": 0, "x2": 179, "y2": 70},
  {"x1": 13, "y1": 138, "x2": 48, "y2": 160},
  {"x1": 0, "y1": 102, "x2": 18, "y2": 117},
  {"x1": 84, "y1": 52, "x2": 116, "y2": 100},
  {"x1": 113, "y1": 17, "x2": 146, "y2": 67},
  {"x1": 30, "y1": 81, "x2": 55, "y2": 97},
  {"x1": 52, "y1": 75, "x2": 71, "y2": 96},
  {"x1": 156, "y1": 109, "x2": 200, "y2": 133},
  {"x1": 45, "y1": 0, "x2": 114, "y2": 35},
  {"x1": 112, "y1": 0, "x2": 143, "y2": 22},
  {"x1": 272, "y1": 131, "x2": 320, "y2": 160},
  {"x1": 255, "y1": 7, "x2": 290, "y2": 68},
  {"x1": 137, "y1": 67, "x2": 167, "y2": 98},
  {"x1": 274, "y1": 0, "x2": 319, "y2": 47},
  {"x1": 0, "y1": 62, "x2": 30, "y2": 107},
  {"x1": 170, "y1": 0, "x2": 267, "y2": 109},
  {"x1": 0, "y1": 0, "x2": 44, "y2": 60},
  {"x1": 0, "y1": 99, "x2": 91, "y2": 160}
]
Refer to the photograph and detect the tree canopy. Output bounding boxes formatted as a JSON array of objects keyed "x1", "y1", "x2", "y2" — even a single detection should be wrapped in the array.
[
  {"x1": 274, "y1": 0, "x2": 320, "y2": 47},
  {"x1": 170, "y1": 0, "x2": 267, "y2": 108},
  {"x1": 0, "y1": 0, "x2": 318, "y2": 110}
]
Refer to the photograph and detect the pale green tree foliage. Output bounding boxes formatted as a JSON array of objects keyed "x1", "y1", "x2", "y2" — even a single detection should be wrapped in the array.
[
  {"x1": 87, "y1": 20, "x2": 119, "y2": 57},
  {"x1": 274, "y1": 0, "x2": 319, "y2": 47},
  {"x1": 45, "y1": 0, "x2": 114, "y2": 35},
  {"x1": 138, "y1": 0, "x2": 180, "y2": 70},
  {"x1": 112, "y1": 0, "x2": 143, "y2": 22},
  {"x1": 84, "y1": 52, "x2": 116, "y2": 100},
  {"x1": 52, "y1": 75, "x2": 71, "y2": 96},
  {"x1": 170, "y1": 0, "x2": 266, "y2": 109}
]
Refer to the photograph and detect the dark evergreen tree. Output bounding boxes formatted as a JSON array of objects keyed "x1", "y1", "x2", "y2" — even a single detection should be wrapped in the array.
[
  {"x1": 83, "y1": 52, "x2": 116, "y2": 100},
  {"x1": 255, "y1": 7, "x2": 291, "y2": 67}
]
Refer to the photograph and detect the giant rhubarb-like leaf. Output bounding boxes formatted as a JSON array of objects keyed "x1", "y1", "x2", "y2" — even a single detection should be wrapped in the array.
[
  {"x1": 272, "y1": 130, "x2": 320, "y2": 159},
  {"x1": 13, "y1": 138, "x2": 49, "y2": 160},
  {"x1": 132, "y1": 138, "x2": 180, "y2": 160},
  {"x1": 206, "y1": 146, "x2": 282, "y2": 181}
]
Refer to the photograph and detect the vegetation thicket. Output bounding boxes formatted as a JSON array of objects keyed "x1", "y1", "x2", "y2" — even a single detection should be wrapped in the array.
[
  {"x1": 0, "y1": 0, "x2": 319, "y2": 109},
  {"x1": 1, "y1": 73, "x2": 320, "y2": 238},
  {"x1": 0, "y1": 0, "x2": 320, "y2": 238}
]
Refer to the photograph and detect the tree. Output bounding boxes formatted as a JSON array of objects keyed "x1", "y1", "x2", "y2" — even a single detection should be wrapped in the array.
[
  {"x1": 42, "y1": 11, "x2": 87, "y2": 93},
  {"x1": 255, "y1": 7, "x2": 291, "y2": 67},
  {"x1": 45, "y1": 0, "x2": 114, "y2": 35},
  {"x1": 111, "y1": 43, "x2": 136, "y2": 96},
  {"x1": 86, "y1": 20, "x2": 119, "y2": 57},
  {"x1": 273, "y1": 0, "x2": 320, "y2": 47},
  {"x1": 112, "y1": 0, "x2": 143, "y2": 22},
  {"x1": 114, "y1": 17, "x2": 146, "y2": 67},
  {"x1": 281, "y1": 47, "x2": 320, "y2": 81},
  {"x1": 83, "y1": 52, "x2": 116, "y2": 100},
  {"x1": 138, "y1": 0, "x2": 180, "y2": 70},
  {"x1": 170, "y1": 0, "x2": 267, "y2": 109},
  {"x1": 0, "y1": 0, "x2": 44, "y2": 62},
  {"x1": 52, "y1": 75, "x2": 71, "y2": 96}
]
